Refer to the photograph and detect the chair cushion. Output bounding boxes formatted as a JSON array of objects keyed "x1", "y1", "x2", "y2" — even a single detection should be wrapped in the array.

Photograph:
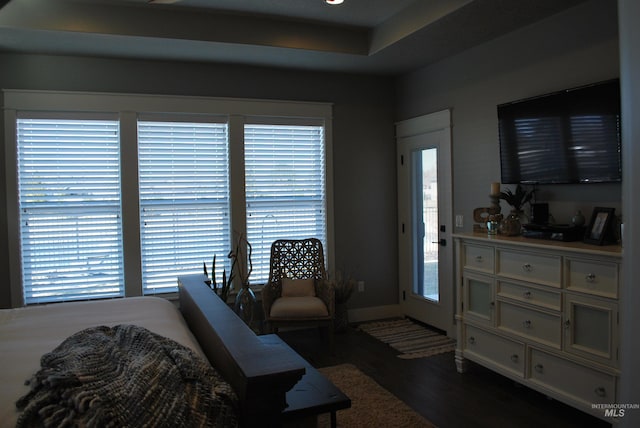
[
  {"x1": 281, "y1": 277, "x2": 316, "y2": 297},
  {"x1": 270, "y1": 296, "x2": 329, "y2": 318}
]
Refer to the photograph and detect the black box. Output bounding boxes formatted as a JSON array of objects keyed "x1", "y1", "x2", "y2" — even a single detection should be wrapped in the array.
[{"x1": 530, "y1": 203, "x2": 549, "y2": 225}]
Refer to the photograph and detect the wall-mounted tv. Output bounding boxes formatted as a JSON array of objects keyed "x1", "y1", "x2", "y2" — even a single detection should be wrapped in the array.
[{"x1": 498, "y1": 79, "x2": 621, "y2": 184}]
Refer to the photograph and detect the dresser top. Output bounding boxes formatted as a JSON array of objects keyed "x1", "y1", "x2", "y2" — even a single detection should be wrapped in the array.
[{"x1": 453, "y1": 232, "x2": 623, "y2": 258}]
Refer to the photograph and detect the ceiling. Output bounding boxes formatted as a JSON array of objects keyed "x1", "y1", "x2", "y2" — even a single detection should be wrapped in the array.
[{"x1": 0, "y1": 0, "x2": 588, "y2": 75}]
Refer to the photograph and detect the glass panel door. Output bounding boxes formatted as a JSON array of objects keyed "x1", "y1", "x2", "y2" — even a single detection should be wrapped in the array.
[
  {"x1": 397, "y1": 109, "x2": 453, "y2": 334},
  {"x1": 411, "y1": 148, "x2": 439, "y2": 301}
]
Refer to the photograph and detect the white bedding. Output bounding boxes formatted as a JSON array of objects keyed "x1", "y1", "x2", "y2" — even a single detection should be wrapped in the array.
[{"x1": 0, "y1": 296, "x2": 206, "y2": 426}]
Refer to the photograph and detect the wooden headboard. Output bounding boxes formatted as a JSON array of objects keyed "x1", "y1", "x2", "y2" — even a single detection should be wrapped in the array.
[{"x1": 178, "y1": 274, "x2": 306, "y2": 427}]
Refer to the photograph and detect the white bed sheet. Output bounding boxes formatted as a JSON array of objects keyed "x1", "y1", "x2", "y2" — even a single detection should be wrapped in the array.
[{"x1": 0, "y1": 296, "x2": 206, "y2": 426}]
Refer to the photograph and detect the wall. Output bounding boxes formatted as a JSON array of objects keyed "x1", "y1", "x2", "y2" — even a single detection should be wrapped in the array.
[
  {"x1": 396, "y1": 0, "x2": 620, "y2": 231},
  {"x1": 0, "y1": 91, "x2": 6, "y2": 308},
  {"x1": 0, "y1": 53, "x2": 398, "y2": 309},
  {"x1": 618, "y1": 0, "x2": 640, "y2": 425}
]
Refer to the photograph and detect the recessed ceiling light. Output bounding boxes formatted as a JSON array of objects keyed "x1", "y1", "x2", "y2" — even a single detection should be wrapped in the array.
[{"x1": 325, "y1": 0, "x2": 345, "y2": 5}]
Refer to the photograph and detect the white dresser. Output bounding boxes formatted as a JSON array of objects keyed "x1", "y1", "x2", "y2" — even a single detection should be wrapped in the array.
[{"x1": 453, "y1": 233, "x2": 622, "y2": 421}]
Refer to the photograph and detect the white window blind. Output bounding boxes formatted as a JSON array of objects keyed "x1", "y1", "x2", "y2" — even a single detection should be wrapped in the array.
[
  {"x1": 244, "y1": 124, "x2": 326, "y2": 284},
  {"x1": 17, "y1": 118, "x2": 124, "y2": 304},
  {"x1": 138, "y1": 120, "x2": 230, "y2": 294}
]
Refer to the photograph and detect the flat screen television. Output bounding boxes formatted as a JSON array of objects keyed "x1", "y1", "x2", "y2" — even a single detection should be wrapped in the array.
[{"x1": 498, "y1": 79, "x2": 621, "y2": 184}]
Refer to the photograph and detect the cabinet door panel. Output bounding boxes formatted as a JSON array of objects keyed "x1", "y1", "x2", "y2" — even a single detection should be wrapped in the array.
[
  {"x1": 564, "y1": 294, "x2": 618, "y2": 366},
  {"x1": 463, "y1": 272, "x2": 494, "y2": 326}
]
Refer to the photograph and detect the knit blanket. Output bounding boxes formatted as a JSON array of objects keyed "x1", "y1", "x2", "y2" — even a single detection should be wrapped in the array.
[{"x1": 15, "y1": 324, "x2": 239, "y2": 428}]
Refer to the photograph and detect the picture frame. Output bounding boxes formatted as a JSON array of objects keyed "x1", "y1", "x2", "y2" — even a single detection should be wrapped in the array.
[{"x1": 583, "y1": 207, "x2": 616, "y2": 245}]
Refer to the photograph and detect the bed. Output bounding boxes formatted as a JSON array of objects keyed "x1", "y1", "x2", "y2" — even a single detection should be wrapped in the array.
[{"x1": 0, "y1": 274, "x2": 309, "y2": 427}]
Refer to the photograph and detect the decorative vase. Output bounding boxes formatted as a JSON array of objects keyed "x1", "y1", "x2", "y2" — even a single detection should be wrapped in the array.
[
  {"x1": 572, "y1": 210, "x2": 585, "y2": 227},
  {"x1": 234, "y1": 285, "x2": 257, "y2": 330},
  {"x1": 501, "y1": 210, "x2": 522, "y2": 236},
  {"x1": 334, "y1": 303, "x2": 349, "y2": 333}
]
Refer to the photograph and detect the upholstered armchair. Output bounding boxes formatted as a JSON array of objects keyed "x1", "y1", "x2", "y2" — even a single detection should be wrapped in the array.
[{"x1": 262, "y1": 238, "x2": 334, "y2": 347}]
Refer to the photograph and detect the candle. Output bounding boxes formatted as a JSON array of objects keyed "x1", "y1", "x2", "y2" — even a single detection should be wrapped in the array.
[{"x1": 491, "y1": 182, "x2": 500, "y2": 196}]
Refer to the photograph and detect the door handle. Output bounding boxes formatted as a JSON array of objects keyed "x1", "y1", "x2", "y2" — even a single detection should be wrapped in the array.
[{"x1": 431, "y1": 239, "x2": 447, "y2": 246}]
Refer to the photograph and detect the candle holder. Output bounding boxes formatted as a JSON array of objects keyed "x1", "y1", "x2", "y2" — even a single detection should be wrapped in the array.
[
  {"x1": 473, "y1": 193, "x2": 503, "y2": 233},
  {"x1": 489, "y1": 194, "x2": 501, "y2": 215}
]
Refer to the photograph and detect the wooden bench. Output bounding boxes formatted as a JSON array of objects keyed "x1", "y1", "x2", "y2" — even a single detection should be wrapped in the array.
[{"x1": 178, "y1": 274, "x2": 349, "y2": 427}]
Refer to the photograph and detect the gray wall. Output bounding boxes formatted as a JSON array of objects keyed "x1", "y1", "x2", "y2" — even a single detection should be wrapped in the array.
[
  {"x1": 0, "y1": 54, "x2": 398, "y2": 309},
  {"x1": 396, "y1": 0, "x2": 621, "y2": 230},
  {"x1": 0, "y1": 0, "x2": 623, "y2": 313},
  {"x1": 618, "y1": 0, "x2": 640, "y2": 424}
]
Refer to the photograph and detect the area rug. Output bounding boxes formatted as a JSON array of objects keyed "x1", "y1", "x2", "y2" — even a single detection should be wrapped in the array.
[
  {"x1": 357, "y1": 318, "x2": 456, "y2": 359},
  {"x1": 317, "y1": 364, "x2": 436, "y2": 428}
]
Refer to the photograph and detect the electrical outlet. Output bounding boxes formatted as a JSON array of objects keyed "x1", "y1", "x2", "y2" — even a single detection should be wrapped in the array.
[
  {"x1": 357, "y1": 281, "x2": 365, "y2": 292},
  {"x1": 456, "y1": 214, "x2": 464, "y2": 228}
]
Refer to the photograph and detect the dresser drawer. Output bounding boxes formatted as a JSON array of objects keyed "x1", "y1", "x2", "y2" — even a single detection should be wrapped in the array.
[
  {"x1": 464, "y1": 244, "x2": 494, "y2": 274},
  {"x1": 498, "y1": 280, "x2": 561, "y2": 311},
  {"x1": 529, "y1": 348, "x2": 616, "y2": 407},
  {"x1": 565, "y1": 258, "x2": 619, "y2": 298},
  {"x1": 497, "y1": 249, "x2": 561, "y2": 287},
  {"x1": 498, "y1": 301, "x2": 561, "y2": 348},
  {"x1": 464, "y1": 324, "x2": 525, "y2": 377}
]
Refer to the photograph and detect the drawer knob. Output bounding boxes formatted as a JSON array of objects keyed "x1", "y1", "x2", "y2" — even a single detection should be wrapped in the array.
[
  {"x1": 510, "y1": 354, "x2": 519, "y2": 363},
  {"x1": 534, "y1": 364, "x2": 544, "y2": 373},
  {"x1": 586, "y1": 273, "x2": 596, "y2": 283},
  {"x1": 564, "y1": 319, "x2": 571, "y2": 329},
  {"x1": 522, "y1": 263, "x2": 533, "y2": 272},
  {"x1": 468, "y1": 336, "x2": 476, "y2": 345},
  {"x1": 594, "y1": 387, "x2": 607, "y2": 397},
  {"x1": 523, "y1": 291, "x2": 532, "y2": 299},
  {"x1": 475, "y1": 255, "x2": 483, "y2": 263},
  {"x1": 522, "y1": 320, "x2": 532, "y2": 329}
]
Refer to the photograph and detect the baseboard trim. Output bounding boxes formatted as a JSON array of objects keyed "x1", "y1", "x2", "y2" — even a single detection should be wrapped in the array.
[{"x1": 347, "y1": 304, "x2": 401, "y2": 324}]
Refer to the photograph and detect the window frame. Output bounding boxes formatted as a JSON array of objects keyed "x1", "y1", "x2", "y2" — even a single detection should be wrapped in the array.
[
  {"x1": 137, "y1": 117, "x2": 231, "y2": 294},
  {"x1": 244, "y1": 120, "x2": 327, "y2": 284},
  {"x1": 3, "y1": 90, "x2": 334, "y2": 307},
  {"x1": 16, "y1": 113, "x2": 125, "y2": 304}
]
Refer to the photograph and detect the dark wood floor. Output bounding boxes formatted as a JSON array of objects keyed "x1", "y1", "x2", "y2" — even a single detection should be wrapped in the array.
[{"x1": 278, "y1": 324, "x2": 612, "y2": 428}]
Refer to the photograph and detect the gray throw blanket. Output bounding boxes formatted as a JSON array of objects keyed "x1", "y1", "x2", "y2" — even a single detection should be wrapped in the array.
[{"x1": 16, "y1": 324, "x2": 238, "y2": 428}]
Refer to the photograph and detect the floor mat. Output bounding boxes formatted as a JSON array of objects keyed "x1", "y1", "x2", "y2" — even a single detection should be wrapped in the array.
[{"x1": 357, "y1": 318, "x2": 456, "y2": 359}]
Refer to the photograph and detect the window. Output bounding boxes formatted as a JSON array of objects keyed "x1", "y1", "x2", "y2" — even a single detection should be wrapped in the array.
[
  {"x1": 138, "y1": 119, "x2": 230, "y2": 294},
  {"x1": 244, "y1": 124, "x2": 326, "y2": 284},
  {"x1": 5, "y1": 90, "x2": 332, "y2": 307},
  {"x1": 17, "y1": 117, "x2": 124, "y2": 304}
]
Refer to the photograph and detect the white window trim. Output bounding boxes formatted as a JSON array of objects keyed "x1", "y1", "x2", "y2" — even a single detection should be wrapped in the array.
[
  {"x1": 244, "y1": 121, "x2": 327, "y2": 283},
  {"x1": 16, "y1": 115, "x2": 125, "y2": 304},
  {"x1": 4, "y1": 89, "x2": 334, "y2": 307}
]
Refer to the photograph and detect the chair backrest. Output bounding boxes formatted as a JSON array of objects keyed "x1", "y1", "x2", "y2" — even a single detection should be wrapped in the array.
[{"x1": 268, "y1": 238, "x2": 326, "y2": 285}]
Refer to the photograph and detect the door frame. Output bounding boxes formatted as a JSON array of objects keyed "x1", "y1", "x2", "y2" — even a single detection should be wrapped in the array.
[{"x1": 396, "y1": 109, "x2": 455, "y2": 337}]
